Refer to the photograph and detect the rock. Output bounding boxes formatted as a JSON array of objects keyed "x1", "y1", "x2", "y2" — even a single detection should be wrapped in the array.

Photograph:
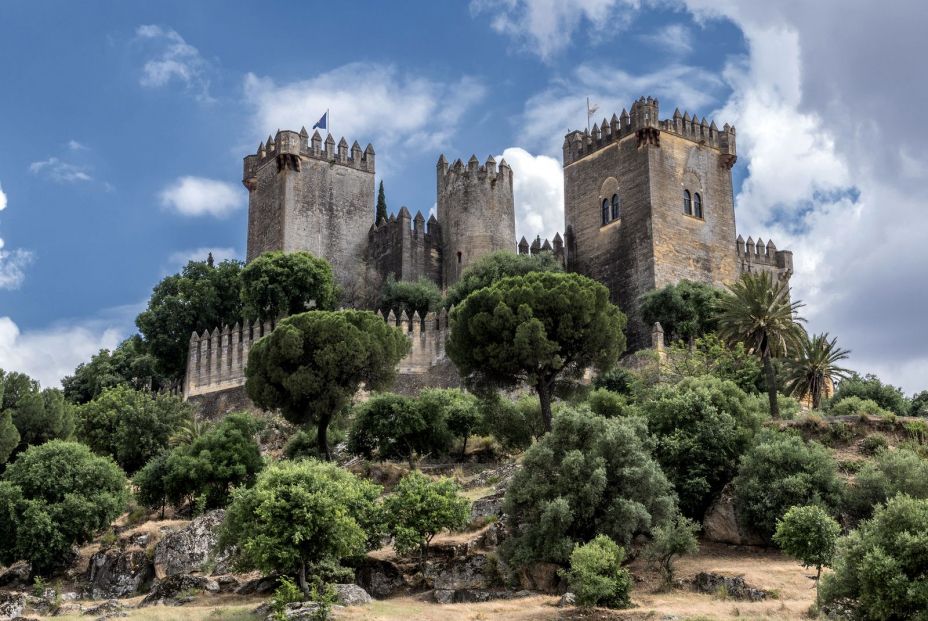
[
  {"x1": 470, "y1": 492, "x2": 504, "y2": 523},
  {"x1": 333, "y1": 583, "x2": 371, "y2": 606},
  {"x1": 0, "y1": 561, "x2": 31, "y2": 588},
  {"x1": 86, "y1": 547, "x2": 154, "y2": 599},
  {"x1": 234, "y1": 574, "x2": 279, "y2": 595},
  {"x1": 352, "y1": 559, "x2": 406, "y2": 598},
  {"x1": 518, "y1": 562, "x2": 563, "y2": 593},
  {"x1": 702, "y1": 484, "x2": 767, "y2": 546},
  {"x1": 139, "y1": 574, "x2": 219, "y2": 606},
  {"x1": 0, "y1": 592, "x2": 26, "y2": 620},
  {"x1": 153, "y1": 509, "x2": 228, "y2": 578},
  {"x1": 557, "y1": 592, "x2": 576, "y2": 607},
  {"x1": 433, "y1": 589, "x2": 454, "y2": 604},
  {"x1": 691, "y1": 572, "x2": 767, "y2": 601},
  {"x1": 82, "y1": 600, "x2": 126, "y2": 617},
  {"x1": 269, "y1": 602, "x2": 324, "y2": 621},
  {"x1": 214, "y1": 575, "x2": 242, "y2": 592},
  {"x1": 432, "y1": 588, "x2": 532, "y2": 604},
  {"x1": 426, "y1": 553, "x2": 489, "y2": 590}
]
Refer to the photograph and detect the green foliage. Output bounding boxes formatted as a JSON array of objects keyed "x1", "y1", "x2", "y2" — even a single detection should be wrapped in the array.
[
  {"x1": 76, "y1": 386, "x2": 192, "y2": 473},
  {"x1": 783, "y1": 333, "x2": 852, "y2": 410},
  {"x1": 448, "y1": 271, "x2": 626, "y2": 432},
  {"x1": 645, "y1": 514, "x2": 700, "y2": 585},
  {"x1": 560, "y1": 535, "x2": 632, "y2": 609},
  {"x1": 477, "y1": 395, "x2": 545, "y2": 452},
  {"x1": 819, "y1": 495, "x2": 928, "y2": 619},
  {"x1": 859, "y1": 433, "x2": 889, "y2": 456},
  {"x1": 444, "y1": 250, "x2": 563, "y2": 309},
  {"x1": 844, "y1": 448, "x2": 928, "y2": 522},
  {"x1": 910, "y1": 390, "x2": 928, "y2": 417},
  {"x1": 375, "y1": 180, "x2": 388, "y2": 224},
  {"x1": 0, "y1": 371, "x2": 76, "y2": 456},
  {"x1": 587, "y1": 388, "x2": 638, "y2": 418},
  {"x1": 732, "y1": 431, "x2": 843, "y2": 540},
  {"x1": 246, "y1": 310, "x2": 409, "y2": 460},
  {"x1": 828, "y1": 396, "x2": 892, "y2": 418},
  {"x1": 592, "y1": 367, "x2": 638, "y2": 396},
  {"x1": 0, "y1": 440, "x2": 128, "y2": 573},
  {"x1": 284, "y1": 427, "x2": 346, "y2": 461},
  {"x1": 62, "y1": 336, "x2": 165, "y2": 404},
  {"x1": 347, "y1": 393, "x2": 452, "y2": 464},
  {"x1": 831, "y1": 373, "x2": 909, "y2": 417},
  {"x1": 136, "y1": 257, "x2": 244, "y2": 380},
  {"x1": 379, "y1": 275, "x2": 442, "y2": 317},
  {"x1": 501, "y1": 406, "x2": 675, "y2": 566},
  {"x1": 665, "y1": 334, "x2": 764, "y2": 395},
  {"x1": 384, "y1": 471, "x2": 470, "y2": 562},
  {"x1": 773, "y1": 505, "x2": 840, "y2": 580},
  {"x1": 133, "y1": 452, "x2": 170, "y2": 516},
  {"x1": 220, "y1": 460, "x2": 383, "y2": 590},
  {"x1": 271, "y1": 576, "x2": 304, "y2": 619},
  {"x1": 640, "y1": 279, "x2": 724, "y2": 344},
  {"x1": 0, "y1": 411, "x2": 19, "y2": 465},
  {"x1": 240, "y1": 251, "x2": 338, "y2": 321},
  {"x1": 641, "y1": 376, "x2": 766, "y2": 520}
]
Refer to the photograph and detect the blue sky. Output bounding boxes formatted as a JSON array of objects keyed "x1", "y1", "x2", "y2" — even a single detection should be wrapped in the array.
[{"x1": 1, "y1": 1, "x2": 926, "y2": 394}]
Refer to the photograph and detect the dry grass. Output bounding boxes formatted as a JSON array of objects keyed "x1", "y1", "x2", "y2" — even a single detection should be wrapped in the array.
[{"x1": 335, "y1": 595, "x2": 562, "y2": 621}]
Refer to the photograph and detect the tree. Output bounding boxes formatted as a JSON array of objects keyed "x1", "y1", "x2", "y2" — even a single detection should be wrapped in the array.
[
  {"x1": 477, "y1": 394, "x2": 545, "y2": 452},
  {"x1": 375, "y1": 180, "x2": 388, "y2": 223},
  {"x1": 640, "y1": 279, "x2": 724, "y2": 345},
  {"x1": 247, "y1": 310, "x2": 409, "y2": 460},
  {"x1": 830, "y1": 373, "x2": 909, "y2": 417},
  {"x1": 133, "y1": 452, "x2": 170, "y2": 518},
  {"x1": 716, "y1": 271, "x2": 806, "y2": 418},
  {"x1": 379, "y1": 275, "x2": 442, "y2": 317},
  {"x1": 444, "y1": 250, "x2": 563, "y2": 309},
  {"x1": 501, "y1": 406, "x2": 676, "y2": 566},
  {"x1": 592, "y1": 367, "x2": 638, "y2": 396},
  {"x1": 220, "y1": 460, "x2": 383, "y2": 596},
  {"x1": 819, "y1": 495, "x2": 928, "y2": 619},
  {"x1": 773, "y1": 505, "x2": 840, "y2": 582},
  {"x1": 587, "y1": 388, "x2": 638, "y2": 419},
  {"x1": 560, "y1": 535, "x2": 632, "y2": 609},
  {"x1": 664, "y1": 333, "x2": 764, "y2": 395},
  {"x1": 645, "y1": 515, "x2": 700, "y2": 587},
  {"x1": 240, "y1": 250, "x2": 338, "y2": 321},
  {"x1": 910, "y1": 390, "x2": 928, "y2": 417},
  {"x1": 383, "y1": 471, "x2": 470, "y2": 565},
  {"x1": 136, "y1": 257, "x2": 244, "y2": 381},
  {"x1": 347, "y1": 393, "x2": 452, "y2": 466},
  {"x1": 783, "y1": 333, "x2": 852, "y2": 410},
  {"x1": 0, "y1": 412, "x2": 19, "y2": 465},
  {"x1": 0, "y1": 371, "x2": 75, "y2": 454},
  {"x1": 77, "y1": 386, "x2": 192, "y2": 473},
  {"x1": 844, "y1": 447, "x2": 928, "y2": 522},
  {"x1": 0, "y1": 440, "x2": 128, "y2": 573},
  {"x1": 448, "y1": 271, "x2": 626, "y2": 433},
  {"x1": 62, "y1": 335, "x2": 165, "y2": 404},
  {"x1": 732, "y1": 431, "x2": 843, "y2": 540}
]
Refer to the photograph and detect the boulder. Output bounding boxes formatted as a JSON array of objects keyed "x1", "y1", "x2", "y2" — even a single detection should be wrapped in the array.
[
  {"x1": 702, "y1": 484, "x2": 767, "y2": 546},
  {"x1": 139, "y1": 574, "x2": 219, "y2": 607},
  {"x1": 234, "y1": 574, "x2": 279, "y2": 595},
  {"x1": 268, "y1": 602, "x2": 325, "y2": 621},
  {"x1": 691, "y1": 572, "x2": 767, "y2": 602},
  {"x1": 0, "y1": 562, "x2": 31, "y2": 588},
  {"x1": 0, "y1": 592, "x2": 25, "y2": 620},
  {"x1": 518, "y1": 562, "x2": 563, "y2": 593},
  {"x1": 425, "y1": 553, "x2": 489, "y2": 590},
  {"x1": 86, "y1": 548, "x2": 154, "y2": 599},
  {"x1": 352, "y1": 559, "x2": 406, "y2": 599},
  {"x1": 83, "y1": 600, "x2": 127, "y2": 617},
  {"x1": 153, "y1": 510, "x2": 228, "y2": 578},
  {"x1": 432, "y1": 589, "x2": 454, "y2": 604},
  {"x1": 557, "y1": 592, "x2": 576, "y2": 607},
  {"x1": 470, "y1": 493, "x2": 504, "y2": 523},
  {"x1": 333, "y1": 584, "x2": 371, "y2": 606}
]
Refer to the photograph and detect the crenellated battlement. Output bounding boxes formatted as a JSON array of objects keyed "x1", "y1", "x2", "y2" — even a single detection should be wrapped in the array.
[
  {"x1": 370, "y1": 206, "x2": 440, "y2": 239},
  {"x1": 436, "y1": 154, "x2": 511, "y2": 187},
  {"x1": 518, "y1": 232, "x2": 566, "y2": 265},
  {"x1": 243, "y1": 128, "x2": 375, "y2": 187},
  {"x1": 735, "y1": 235, "x2": 794, "y2": 280},
  {"x1": 563, "y1": 96, "x2": 737, "y2": 168}
]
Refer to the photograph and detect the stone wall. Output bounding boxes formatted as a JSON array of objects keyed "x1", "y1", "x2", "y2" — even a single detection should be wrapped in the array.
[
  {"x1": 367, "y1": 207, "x2": 443, "y2": 286},
  {"x1": 736, "y1": 236, "x2": 793, "y2": 281}
]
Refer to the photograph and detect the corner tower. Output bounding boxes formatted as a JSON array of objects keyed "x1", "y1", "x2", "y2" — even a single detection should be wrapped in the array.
[
  {"x1": 243, "y1": 128, "x2": 376, "y2": 288},
  {"x1": 563, "y1": 96, "x2": 740, "y2": 348}
]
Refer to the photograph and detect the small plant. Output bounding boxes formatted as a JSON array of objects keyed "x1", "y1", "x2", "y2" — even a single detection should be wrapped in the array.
[
  {"x1": 32, "y1": 576, "x2": 47, "y2": 598},
  {"x1": 308, "y1": 582, "x2": 337, "y2": 621},
  {"x1": 559, "y1": 535, "x2": 632, "y2": 609},
  {"x1": 773, "y1": 505, "x2": 841, "y2": 582},
  {"x1": 904, "y1": 420, "x2": 928, "y2": 444},
  {"x1": 99, "y1": 530, "x2": 118, "y2": 548},
  {"x1": 645, "y1": 515, "x2": 700, "y2": 587},
  {"x1": 272, "y1": 576, "x2": 304, "y2": 620},
  {"x1": 714, "y1": 583, "x2": 730, "y2": 600},
  {"x1": 826, "y1": 422, "x2": 854, "y2": 446},
  {"x1": 859, "y1": 433, "x2": 888, "y2": 456}
]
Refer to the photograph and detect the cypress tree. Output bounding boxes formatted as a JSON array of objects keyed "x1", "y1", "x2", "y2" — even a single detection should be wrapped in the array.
[{"x1": 376, "y1": 180, "x2": 388, "y2": 223}]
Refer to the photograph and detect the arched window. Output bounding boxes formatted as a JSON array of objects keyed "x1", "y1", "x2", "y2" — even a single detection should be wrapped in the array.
[
  {"x1": 683, "y1": 189, "x2": 692, "y2": 215},
  {"x1": 457, "y1": 251, "x2": 462, "y2": 264},
  {"x1": 602, "y1": 198, "x2": 610, "y2": 225},
  {"x1": 694, "y1": 192, "x2": 703, "y2": 218},
  {"x1": 611, "y1": 194, "x2": 620, "y2": 220}
]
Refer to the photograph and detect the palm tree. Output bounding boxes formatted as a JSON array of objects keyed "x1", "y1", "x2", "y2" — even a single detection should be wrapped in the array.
[
  {"x1": 716, "y1": 272, "x2": 805, "y2": 418},
  {"x1": 170, "y1": 414, "x2": 210, "y2": 446},
  {"x1": 784, "y1": 333, "x2": 852, "y2": 409}
]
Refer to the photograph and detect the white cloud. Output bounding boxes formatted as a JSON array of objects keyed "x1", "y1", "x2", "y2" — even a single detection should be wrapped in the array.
[
  {"x1": 167, "y1": 247, "x2": 239, "y2": 269},
  {"x1": 159, "y1": 176, "x2": 244, "y2": 218},
  {"x1": 640, "y1": 23, "x2": 693, "y2": 55},
  {"x1": 135, "y1": 24, "x2": 212, "y2": 102},
  {"x1": 0, "y1": 181, "x2": 33, "y2": 290},
  {"x1": 28, "y1": 157, "x2": 93, "y2": 183},
  {"x1": 67, "y1": 140, "x2": 88, "y2": 151},
  {"x1": 0, "y1": 182, "x2": 6, "y2": 212},
  {"x1": 497, "y1": 147, "x2": 564, "y2": 242}
]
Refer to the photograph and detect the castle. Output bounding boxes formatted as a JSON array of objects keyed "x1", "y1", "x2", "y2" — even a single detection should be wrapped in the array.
[{"x1": 184, "y1": 96, "x2": 793, "y2": 403}]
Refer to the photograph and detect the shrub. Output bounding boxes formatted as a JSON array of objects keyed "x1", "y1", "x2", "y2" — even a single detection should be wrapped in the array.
[
  {"x1": 560, "y1": 535, "x2": 632, "y2": 609},
  {"x1": 910, "y1": 390, "x2": 928, "y2": 417},
  {"x1": 133, "y1": 452, "x2": 170, "y2": 517},
  {"x1": 844, "y1": 448, "x2": 928, "y2": 522},
  {"x1": 772, "y1": 505, "x2": 841, "y2": 580},
  {"x1": 592, "y1": 367, "x2": 638, "y2": 396},
  {"x1": 732, "y1": 431, "x2": 843, "y2": 540},
  {"x1": 284, "y1": 427, "x2": 346, "y2": 461},
  {"x1": 0, "y1": 441, "x2": 128, "y2": 573},
  {"x1": 587, "y1": 388, "x2": 638, "y2": 418},
  {"x1": 379, "y1": 275, "x2": 442, "y2": 317},
  {"x1": 828, "y1": 396, "x2": 892, "y2": 419},
  {"x1": 830, "y1": 373, "x2": 909, "y2": 417},
  {"x1": 478, "y1": 395, "x2": 544, "y2": 452},
  {"x1": 347, "y1": 393, "x2": 452, "y2": 465},
  {"x1": 645, "y1": 514, "x2": 700, "y2": 586},
  {"x1": 819, "y1": 495, "x2": 928, "y2": 619},
  {"x1": 859, "y1": 433, "x2": 889, "y2": 456},
  {"x1": 501, "y1": 406, "x2": 675, "y2": 566}
]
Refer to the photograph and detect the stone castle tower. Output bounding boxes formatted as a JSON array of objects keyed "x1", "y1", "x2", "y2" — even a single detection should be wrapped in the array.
[
  {"x1": 243, "y1": 128, "x2": 375, "y2": 287},
  {"x1": 563, "y1": 96, "x2": 792, "y2": 348}
]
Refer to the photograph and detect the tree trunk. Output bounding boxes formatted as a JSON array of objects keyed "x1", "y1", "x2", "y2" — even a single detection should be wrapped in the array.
[
  {"x1": 763, "y1": 350, "x2": 780, "y2": 418},
  {"x1": 298, "y1": 560, "x2": 310, "y2": 597},
  {"x1": 537, "y1": 380, "x2": 554, "y2": 433},
  {"x1": 460, "y1": 435, "x2": 468, "y2": 461},
  {"x1": 317, "y1": 415, "x2": 332, "y2": 461},
  {"x1": 811, "y1": 374, "x2": 822, "y2": 410}
]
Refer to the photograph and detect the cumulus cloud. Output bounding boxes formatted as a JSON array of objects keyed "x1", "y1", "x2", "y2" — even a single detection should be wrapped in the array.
[
  {"x1": 159, "y1": 176, "x2": 244, "y2": 218},
  {"x1": 497, "y1": 147, "x2": 564, "y2": 242},
  {"x1": 28, "y1": 157, "x2": 93, "y2": 183},
  {"x1": 135, "y1": 24, "x2": 213, "y2": 102},
  {"x1": 67, "y1": 140, "x2": 88, "y2": 151},
  {"x1": 0, "y1": 181, "x2": 34, "y2": 290},
  {"x1": 167, "y1": 246, "x2": 239, "y2": 269}
]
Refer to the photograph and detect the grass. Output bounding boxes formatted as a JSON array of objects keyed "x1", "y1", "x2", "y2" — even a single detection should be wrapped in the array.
[{"x1": 51, "y1": 603, "x2": 260, "y2": 621}]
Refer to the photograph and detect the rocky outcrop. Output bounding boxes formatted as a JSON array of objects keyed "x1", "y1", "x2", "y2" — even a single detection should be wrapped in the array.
[
  {"x1": 702, "y1": 484, "x2": 767, "y2": 546},
  {"x1": 139, "y1": 574, "x2": 219, "y2": 607},
  {"x1": 83, "y1": 600, "x2": 128, "y2": 618},
  {"x1": 0, "y1": 562, "x2": 30, "y2": 588},
  {"x1": 517, "y1": 562, "x2": 564, "y2": 593},
  {"x1": 153, "y1": 510, "x2": 229, "y2": 578},
  {"x1": 333, "y1": 584, "x2": 372, "y2": 606},
  {"x1": 691, "y1": 572, "x2": 768, "y2": 601},
  {"x1": 267, "y1": 602, "x2": 325, "y2": 620},
  {"x1": 352, "y1": 558, "x2": 407, "y2": 598},
  {"x1": 432, "y1": 588, "x2": 533, "y2": 604},
  {"x1": 0, "y1": 592, "x2": 25, "y2": 620},
  {"x1": 86, "y1": 547, "x2": 154, "y2": 599}
]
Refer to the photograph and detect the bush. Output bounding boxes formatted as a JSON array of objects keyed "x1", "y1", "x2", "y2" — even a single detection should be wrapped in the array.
[
  {"x1": 501, "y1": 406, "x2": 675, "y2": 566},
  {"x1": 640, "y1": 280, "x2": 724, "y2": 345},
  {"x1": 560, "y1": 535, "x2": 632, "y2": 609},
  {"x1": 284, "y1": 427, "x2": 346, "y2": 461},
  {"x1": 0, "y1": 441, "x2": 128, "y2": 573},
  {"x1": 478, "y1": 395, "x2": 545, "y2": 452},
  {"x1": 587, "y1": 388, "x2": 638, "y2": 419},
  {"x1": 732, "y1": 432, "x2": 843, "y2": 540},
  {"x1": 664, "y1": 334, "x2": 764, "y2": 395},
  {"x1": 347, "y1": 393, "x2": 452, "y2": 465},
  {"x1": 592, "y1": 367, "x2": 638, "y2": 396},
  {"x1": 383, "y1": 471, "x2": 470, "y2": 564},
  {"x1": 379, "y1": 275, "x2": 442, "y2": 317},
  {"x1": 910, "y1": 390, "x2": 928, "y2": 417},
  {"x1": 830, "y1": 373, "x2": 909, "y2": 417},
  {"x1": 859, "y1": 433, "x2": 889, "y2": 456},
  {"x1": 772, "y1": 505, "x2": 841, "y2": 580},
  {"x1": 844, "y1": 448, "x2": 928, "y2": 522},
  {"x1": 645, "y1": 515, "x2": 700, "y2": 586},
  {"x1": 828, "y1": 396, "x2": 892, "y2": 419},
  {"x1": 819, "y1": 495, "x2": 928, "y2": 619}
]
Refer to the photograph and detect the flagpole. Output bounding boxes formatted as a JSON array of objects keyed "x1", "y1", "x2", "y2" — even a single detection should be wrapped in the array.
[{"x1": 586, "y1": 97, "x2": 590, "y2": 133}]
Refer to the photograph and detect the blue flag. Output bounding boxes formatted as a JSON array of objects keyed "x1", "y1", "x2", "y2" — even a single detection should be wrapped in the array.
[{"x1": 312, "y1": 111, "x2": 328, "y2": 130}]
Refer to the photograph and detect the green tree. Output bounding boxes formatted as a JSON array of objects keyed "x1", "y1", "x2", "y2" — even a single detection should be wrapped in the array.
[
  {"x1": 592, "y1": 367, "x2": 638, "y2": 396},
  {"x1": 560, "y1": 535, "x2": 632, "y2": 609},
  {"x1": 379, "y1": 275, "x2": 442, "y2": 317},
  {"x1": 0, "y1": 371, "x2": 75, "y2": 454},
  {"x1": 0, "y1": 411, "x2": 20, "y2": 465},
  {"x1": 773, "y1": 505, "x2": 840, "y2": 581},
  {"x1": 501, "y1": 406, "x2": 676, "y2": 566},
  {"x1": 587, "y1": 388, "x2": 638, "y2": 419},
  {"x1": 136, "y1": 257, "x2": 244, "y2": 381},
  {"x1": 828, "y1": 396, "x2": 892, "y2": 418},
  {"x1": 384, "y1": 471, "x2": 470, "y2": 565},
  {"x1": 664, "y1": 333, "x2": 764, "y2": 395},
  {"x1": 477, "y1": 394, "x2": 545, "y2": 452},
  {"x1": 133, "y1": 452, "x2": 171, "y2": 518},
  {"x1": 62, "y1": 335, "x2": 164, "y2": 404},
  {"x1": 716, "y1": 271, "x2": 806, "y2": 418},
  {"x1": 0, "y1": 441, "x2": 128, "y2": 573},
  {"x1": 77, "y1": 386, "x2": 191, "y2": 473},
  {"x1": 375, "y1": 180, "x2": 388, "y2": 223},
  {"x1": 910, "y1": 390, "x2": 928, "y2": 417},
  {"x1": 448, "y1": 271, "x2": 626, "y2": 433},
  {"x1": 347, "y1": 393, "x2": 452, "y2": 466},
  {"x1": 444, "y1": 250, "x2": 563, "y2": 309},
  {"x1": 645, "y1": 515, "x2": 700, "y2": 586},
  {"x1": 830, "y1": 373, "x2": 909, "y2": 417},
  {"x1": 240, "y1": 251, "x2": 338, "y2": 321},
  {"x1": 732, "y1": 431, "x2": 843, "y2": 540},
  {"x1": 640, "y1": 279, "x2": 724, "y2": 345},
  {"x1": 844, "y1": 447, "x2": 928, "y2": 522},
  {"x1": 246, "y1": 310, "x2": 409, "y2": 460},
  {"x1": 220, "y1": 459, "x2": 383, "y2": 596},
  {"x1": 819, "y1": 495, "x2": 928, "y2": 619},
  {"x1": 783, "y1": 333, "x2": 852, "y2": 410}
]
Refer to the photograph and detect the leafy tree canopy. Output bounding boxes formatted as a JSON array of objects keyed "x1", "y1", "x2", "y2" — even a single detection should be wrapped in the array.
[
  {"x1": 384, "y1": 471, "x2": 470, "y2": 563},
  {"x1": 477, "y1": 394, "x2": 545, "y2": 452},
  {"x1": 783, "y1": 333, "x2": 851, "y2": 410},
  {"x1": 830, "y1": 372, "x2": 909, "y2": 417},
  {"x1": 664, "y1": 333, "x2": 764, "y2": 395},
  {"x1": 62, "y1": 335, "x2": 165, "y2": 404},
  {"x1": 640, "y1": 279, "x2": 724, "y2": 344},
  {"x1": 0, "y1": 370, "x2": 75, "y2": 456},
  {"x1": 0, "y1": 412, "x2": 20, "y2": 466},
  {"x1": 560, "y1": 535, "x2": 632, "y2": 609},
  {"x1": 240, "y1": 251, "x2": 338, "y2": 321},
  {"x1": 444, "y1": 250, "x2": 563, "y2": 309},
  {"x1": 844, "y1": 447, "x2": 928, "y2": 522},
  {"x1": 379, "y1": 275, "x2": 442, "y2": 318},
  {"x1": 773, "y1": 504, "x2": 841, "y2": 581},
  {"x1": 910, "y1": 390, "x2": 928, "y2": 417}
]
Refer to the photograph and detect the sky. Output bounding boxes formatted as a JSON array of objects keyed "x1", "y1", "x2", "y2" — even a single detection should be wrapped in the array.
[{"x1": 0, "y1": 0, "x2": 926, "y2": 394}]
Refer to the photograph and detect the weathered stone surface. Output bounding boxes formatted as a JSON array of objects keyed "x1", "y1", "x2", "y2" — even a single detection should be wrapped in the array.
[
  {"x1": 0, "y1": 592, "x2": 25, "y2": 620},
  {"x1": 153, "y1": 510, "x2": 228, "y2": 578},
  {"x1": 702, "y1": 484, "x2": 766, "y2": 547},
  {"x1": 425, "y1": 553, "x2": 489, "y2": 590},
  {"x1": 139, "y1": 574, "x2": 219, "y2": 607},
  {"x1": 234, "y1": 574, "x2": 279, "y2": 595},
  {"x1": 268, "y1": 602, "x2": 324, "y2": 621},
  {"x1": 557, "y1": 592, "x2": 576, "y2": 607},
  {"x1": 86, "y1": 547, "x2": 154, "y2": 599},
  {"x1": 691, "y1": 572, "x2": 767, "y2": 601},
  {"x1": 470, "y1": 492, "x2": 504, "y2": 523},
  {"x1": 352, "y1": 558, "x2": 406, "y2": 599},
  {"x1": 432, "y1": 589, "x2": 454, "y2": 605},
  {"x1": 0, "y1": 561, "x2": 30, "y2": 588},
  {"x1": 517, "y1": 562, "x2": 563, "y2": 593},
  {"x1": 333, "y1": 584, "x2": 371, "y2": 606},
  {"x1": 82, "y1": 600, "x2": 127, "y2": 618}
]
